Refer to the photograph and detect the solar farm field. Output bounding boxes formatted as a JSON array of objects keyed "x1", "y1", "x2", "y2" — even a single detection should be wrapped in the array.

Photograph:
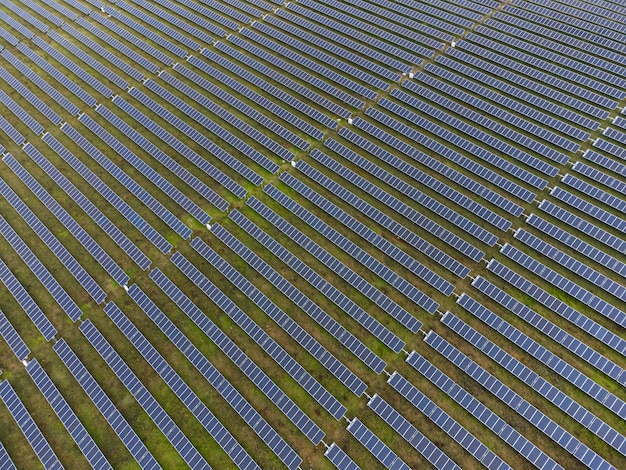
[{"x1": 0, "y1": 0, "x2": 624, "y2": 468}]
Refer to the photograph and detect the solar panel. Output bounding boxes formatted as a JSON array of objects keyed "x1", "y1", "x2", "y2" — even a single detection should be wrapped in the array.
[
  {"x1": 147, "y1": 268, "x2": 302, "y2": 470},
  {"x1": 424, "y1": 330, "x2": 615, "y2": 470},
  {"x1": 441, "y1": 312, "x2": 626, "y2": 454},
  {"x1": 170, "y1": 250, "x2": 344, "y2": 425},
  {"x1": 104, "y1": 299, "x2": 260, "y2": 470},
  {"x1": 79, "y1": 319, "x2": 212, "y2": 470},
  {"x1": 186, "y1": 54, "x2": 321, "y2": 144},
  {"x1": 53, "y1": 338, "x2": 161, "y2": 470},
  {"x1": 325, "y1": 442, "x2": 361, "y2": 470},
  {"x1": 41, "y1": 132, "x2": 171, "y2": 255},
  {"x1": 61, "y1": 122, "x2": 192, "y2": 239},
  {"x1": 513, "y1": 228, "x2": 625, "y2": 301},
  {"x1": 501, "y1": 243, "x2": 626, "y2": 327},
  {"x1": 0, "y1": 208, "x2": 83, "y2": 322},
  {"x1": 367, "y1": 394, "x2": 461, "y2": 470},
  {"x1": 387, "y1": 371, "x2": 508, "y2": 469},
  {"x1": 279, "y1": 168, "x2": 457, "y2": 297},
  {"x1": 246, "y1": 196, "x2": 424, "y2": 331},
  {"x1": 190, "y1": 236, "x2": 367, "y2": 397},
  {"x1": 110, "y1": 95, "x2": 247, "y2": 199},
  {"x1": 26, "y1": 359, "x2": 112, "y2": 469},
  {"x1": 0, "y1": 380, "x2": 63, "y2": 469},
  {"x1": 127, "y1": 86, "x2": 267, "y2": 184},
  {"x1": 216, "y1": 37, "x2": 353, "y2": 118},
  {"x1": 490, "y1": 256, "x2": 624, "y2": 358},
  {"x1": 209, "y1": 222, "x2": 385, "y2": 374},
  {"x1": 0, "y1": 440, "x2": 16, "y2": 470},
  {"x1": 406, "y1": 349, "x2": 559, "y2": 470},
  {"x1": 0, "y1": 258, "x2": 56, "y2": 341},
  {"x1": 4, "y1": 151, "x2": 124, "y2": 292},
  {"x1": 0, "y1": 309, "x2": 30, "y2": 361},
  {"x1": 346, "y1": 418, "x2": 411, "y2": 470},
  {"x1": 95, "y1": 103, "x2": 229, "y2": 212},
  {"x1": 207, "y1": 43, "x2": 338, "y2": 129},
  {"x1": 228, "y1": 209, "x2": 405, "y2": 352}
]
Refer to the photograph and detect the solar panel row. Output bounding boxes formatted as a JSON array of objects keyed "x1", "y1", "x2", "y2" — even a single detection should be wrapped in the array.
[
  {"x1": 346, "y1": 418, "x2": 411, "y2": 470},
  {"x1": 245, "y1": 196, "x2": 424, "y2": 331},
  {"x1": 41, "y1": 132, "x2": 172, "y2": 255},
  {"x1": 0, "y1": 210, "x2": 82, "y2": 322},
  {"x1": 0, "y1": 258, "x2": 56, "y2": 341},
  {"x1": 485, "y1": 260, "x2": 626, "y2": 371},
  {"x1": 229, "y1": 209, "x2": 406, "y2": 352},
  {"x1": 0, "y1": 160, "x2": 108, "y2": 302},
  {"x1": 562, "y1": 173, "x2": 626, "y2": 213},
  {"x1": 0, "y1": 64, "x2": 61, "y2": 125},
  {"x1": 128, "y1": 86, "x2": 271, "y2": 182},
  {"x1": 574, "y1": 159, "x2": 625, "y2": 195},
  {"x1": 53, "y1": 339, "x2": 161, "y2": 470},
  {"x1": 367, "y1": 394, "x2": 461, "y2": 470},
  {"x1": 441, "y1": 312, "x2": 626, "y2": 454},
  {"x1": 191, "y1": 51, "x2": 322, "y2": 143},
  {"x1": 79, "y1": 319, "x2": 212, "y2": 470},
  {"x1": 79, "y1": 112, "x2": 212, "y2": 226},
  {"x1": 282, "y1": 3, "x2": 415, "y2": 71},
  {"x1": 324, "y1": 442, "x2": 360, "y2": 470},
  {"x1": 296, "y1": 153, "x2": 457, "y2": 294},
  {"x1": 426, "y1": 57, "x2": 599, "y2": 132},
  {"x1": 226, "y1": 34, "x2": 364, "y2": 111},
  {"x1": 424, "y1": 331, "x2": 615, "y2": 470},
  {"x1": 22, "y1": 143, "x2": 142, "y2": 278},
  {"x1": 26, "y1": 359, "x2": 112, "y2": 470},
  {"x1": 159, "y1": 66, "x2": 301, "y2": 158},
  {"x1": 189, "y1": 236, "x2": 367, "y2": 396},
  {"x1": 206, "y1": 43, "x2": 338, "y2": 130},
  {"x1": 526, "y1": 214, "x2": 626, "y2": 279},
  {"x1": 0, "y1": 309, "x2": 30, "y2": 361},
  {"x1": 537, "y1": 199, "x2": 625, "y2": 253},
  {"x1": 110, "y1": 95, "x2": 248, "y2": 198},
  {"x1": 0, "y1": 380, "x2": 63, "y2": 469},
  {"x1": 263, "y1": 181, "x2": 468, "y2": 296},
  {"x1": 170, "y1": 250, "x2": 345, "y2": 424},
  {"x1": 251, "y1": 20, "x2": 389, "y2": 92},
  {"x1": 147, "y1": 268, "x2": 302, "y2": 470},
  {"x1": 209, "y1": 222, "x2": 386, "y2": 374},
  {"x1": 267, "y1": 11, "x2": 401, "y2": 82},
  {"x1": 0, "y1": 440, "x2": 16, "y2": 470},
  {"x1": 501, "y1": 243, "x2": 626, "y2": 327},
  {"x1": 0, "y1": 48, "x2": 81, "y2": 114},
  {"x1": 387, "y1": 371, "x2": 509, "y2": 469},
  {"x1": 407, "y1": 349, "x2": 560, "y2": 470},
  {"x1": 514, "y1": 228, "x2": 626, "y2": 301},
  {"x1": 104, "y1": 299, "x2": 260, "y2": 470},
  {"x1": 95, "y1": 103, "x2": 230, "y2": 212},
  {"x1": 551, "y1": 186, "x2": 626, "y2": 233},
  {"x1": 61, "y1": 123, "x2": 192, "y2": 239}
]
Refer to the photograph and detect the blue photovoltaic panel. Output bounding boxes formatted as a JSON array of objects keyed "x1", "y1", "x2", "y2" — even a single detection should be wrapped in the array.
[
  {"x1": 168, "y1": 252, "x2": 326, "y2": 444},
  {"x1": 229, "y1": 209, "x2": 405, "y2": 352},
  {"x1": 0, "y1": 440, "x2": 16, "y2": 470},
  {"x1": 105, "y1": 299, "x2": 260, "y2": 470},
  {"x1": 209, "y1": 222, "x2": 385, "y2": 374},
  {"x1": 0, "y1": 310, "x2": 30, "y2": 361},
  {"x1": 79, "y1": 320, "x2": 212, "y2": 470},
  {"x1": 26, "y1": 359, "x2": 112, "y2": 470},
  {"x1": 0, "y1": 258, "x2": 56, "y2": 341},
  {"x1": 0, "y1": 309, "x2": 29, "y2": 361},
  {"x1": 325, "y1": 443, "x2": 361, "y2": 470},
  {"x1": 367, "y1": 394, "x2": 461, "y2": 470},
  {"x1": 190, "y1": 237, "x2": 366, "y2": 395},
  {"x1": 0, "y1": 380, "x2": 64, "y2": 469},
  {"x1": 346, "y1": 418, "x2": 410, "y2": 470},
  {"x1": 53, "y1": 339, "x2": 161, "y2": 470},
  {"x1": 148, "y1": 268, "x2": 303, "y2": 470},
  {"x1": 245, "y1": 196, "x2": 423, "y2": 332}
]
